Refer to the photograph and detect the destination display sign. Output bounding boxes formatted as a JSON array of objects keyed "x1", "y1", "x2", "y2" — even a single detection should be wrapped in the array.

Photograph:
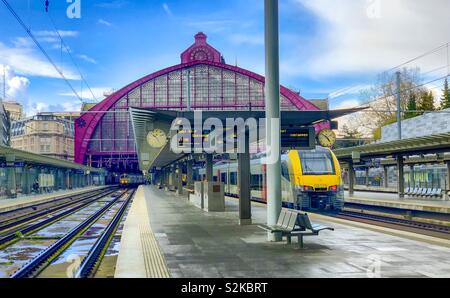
[{"x1": 281, "y1": 127, "x2": 316, "y2": 150}]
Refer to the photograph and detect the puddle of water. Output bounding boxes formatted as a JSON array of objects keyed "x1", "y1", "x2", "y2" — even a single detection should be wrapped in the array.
[{"x1": 0, "y1": 239, "x2": 54, "y2": 278}]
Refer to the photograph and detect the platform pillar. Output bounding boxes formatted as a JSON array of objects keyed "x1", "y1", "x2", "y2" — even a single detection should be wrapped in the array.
[
  {"x1": 365, "y1": 167, "x2": 370, "y2": 187},
  {"x1": 22, "y1": 166, "x2": 31, "y2": 195},
  {"x1": 383, "y1": 166, "x2": 389, "y2": 188},
  {"x1": 446, "y1": 162, "x2": 450, "y2": 198},
  {"x1": 6, "y1": 154, "x2": 17, "y2": 198},
  {"x1": 265, "y1": 0, "x2": 282, "y2": 242},
  {"x1": 397, "y1": 156, "x2": 405, "y2": 198},
  {"x1": 348, "y1": 161, "x2": 355, "y2": 197},
  {"x1": 187, "y1": 159, "x2": 194, "y2": 189},
  {"x1": 238, "y1": 131, "x2": 252, "y2": 226},
  {"x1": 409, "y1": 165, "x2": 415, "y2": 189},
  {"x1": 66, "y1": 170, "x2": 71, "y2": 189},
  {"x1": 177, "y1": 164, "x2": 183, "y2": 196},
  {"x1": 206, "y1": 154, "x2": 213, "y2": 182}
]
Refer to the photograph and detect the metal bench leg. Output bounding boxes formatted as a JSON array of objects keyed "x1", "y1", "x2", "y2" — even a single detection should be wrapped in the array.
[
  {"x1": 286, "y1": 235, "x2": 292, "y2": 244},
  {"x1": 297, "y1": 235, "x2": 304, "y2": 249}
]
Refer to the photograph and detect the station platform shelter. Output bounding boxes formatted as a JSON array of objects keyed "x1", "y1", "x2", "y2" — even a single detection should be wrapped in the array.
[
  {"x1": 115, "y1": 185, "x2": 450, "y2": 278},
  {"x1": 335, "y1": 132, "x2": 450, "y2": 203},
  {"x1": 0, "y1": 145, "x2": 107, "y2": 199}
]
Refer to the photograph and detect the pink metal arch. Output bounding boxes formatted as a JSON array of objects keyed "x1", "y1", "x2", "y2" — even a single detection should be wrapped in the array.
[{"x1": 75, "y1": 60, "x2": 326, "y2": 164}]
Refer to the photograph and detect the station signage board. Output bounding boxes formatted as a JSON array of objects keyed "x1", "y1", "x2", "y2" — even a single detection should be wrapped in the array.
[{"x1": 281, "y1": 127, "x2": 316, "y2": 150}]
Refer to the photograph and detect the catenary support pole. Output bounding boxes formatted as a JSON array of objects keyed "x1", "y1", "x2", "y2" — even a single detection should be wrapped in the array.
[
  {"x1": 265, "y1": 0, "x2": 282, "y2": 241},
  {"x1": 397, "y1": 156, "x2": 405, "y2": 198},
  {"x1": 396, "y1": 71, "x2": 402, "y2": 140}
]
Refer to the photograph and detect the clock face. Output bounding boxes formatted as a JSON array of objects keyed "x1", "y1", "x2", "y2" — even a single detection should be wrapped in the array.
[
  {"x1": 147, "y1": 129, "x2": 168, "y2": 149},
  {"x1": 318, "y1": 129, "x2": 337, "y2": 148}
]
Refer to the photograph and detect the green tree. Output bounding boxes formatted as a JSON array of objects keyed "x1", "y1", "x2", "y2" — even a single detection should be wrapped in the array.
[
  {"x1": 404, "y1": 93, "x2": 418, "y2": 119},
  {"x1": 440, "y1": 78, "x2": 450, "y2": 109},
  {"x1": 418, "y1": 90, "x2": 435, "y2": 112},
  {"x1": 337, "y1": 125, "x2": 365, "y2": 148}
]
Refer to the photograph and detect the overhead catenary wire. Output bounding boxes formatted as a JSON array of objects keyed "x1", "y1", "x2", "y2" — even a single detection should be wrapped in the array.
[
  {"x1": 46, "y1": 9, "x2": 98, "y2": 102},
  {"x1": 329, "y1": 42, "x2": 450, "y2": 103},
  {"x1": 1, "y1": 0, "x2": 84, "y2": 103}
]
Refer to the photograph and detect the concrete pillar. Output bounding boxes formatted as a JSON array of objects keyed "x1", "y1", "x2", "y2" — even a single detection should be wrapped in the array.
[
  {"x1": 265, "y1": 0, "x2": 282, "y2": 242},
  {"x1": 365, "y1": 167, "x2": 370, "y2": 187},
  {"x1": 446, "y1": 162, "x2": 450, "y2": 196},
  {"x1": 383, "y1": 166, "x2": 389, "y2": 188},
  {"x1": 348, "y1": 161, "x2": 355, "y2": 197},
  {"x1": 6, "y1": 154, "x2": 17, "y2": 198},
  {"x1": 22, "y1": 166, "x2": 31, "y2": 195},
  {"x1": 206, "y1": 154, "x2": 213, "y2": 182},
  {"x1": 165, "y1": 169, "x2": 169, "y2": 187},
  {"x1": 238, "y1": 132, "x2": 252, "y2": 226},
  {"x1": 177, "y1": 164, "x2": 183, "y2": 196},
  {"x1": 409, "y1": 165, "x2": 415, "y2": 189},
  {"x1": 397, "y1": 156, "x2": 405, "y2": 198},
  {"x1": 187, "y1": 159, "x2": 194, "y2": 189},
  {"x1": 66, "y1": 170, "x2": 71, "y2": 189}
]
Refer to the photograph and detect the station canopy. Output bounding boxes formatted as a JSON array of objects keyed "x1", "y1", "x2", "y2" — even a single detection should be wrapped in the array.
[{"x1": 75, "y1": 32, "x2": 360, "y2": 172}]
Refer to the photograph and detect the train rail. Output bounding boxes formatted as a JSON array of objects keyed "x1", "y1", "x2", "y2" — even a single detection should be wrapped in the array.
[
  {"x1": 0, "y1": 188, "x2": 118, "y2": 249},
  {"x1": 10, "y1": 188, "x2": 135, "y2": 278},
  {"x1": 0, "y1": 187, "x2": 117, "y2": 232},
  {"x1": 333, "y1": 209, "x2": 450, "y2": 240}
]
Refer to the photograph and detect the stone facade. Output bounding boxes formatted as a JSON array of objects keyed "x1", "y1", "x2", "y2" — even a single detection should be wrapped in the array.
[
  {"x1": 381, "y1": 109, "x2": 450, "y2": 142},
  {"x1": 0, "y1": 102, "x2": 10, "y2": 146},
  {"x1": 2, "y1": 101, "x2": 24, "y2": 121},
  {"x1": 10, "y1": 113, "x2": 75, "y2": 160}
]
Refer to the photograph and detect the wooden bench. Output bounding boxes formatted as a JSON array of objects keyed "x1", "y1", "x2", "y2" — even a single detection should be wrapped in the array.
[
  {"x1": 258, "y1": 209, "x2": 299, "y2": 244},
  {"x1": 292, "y1": 213, "x2": 334, "y2": 249}
]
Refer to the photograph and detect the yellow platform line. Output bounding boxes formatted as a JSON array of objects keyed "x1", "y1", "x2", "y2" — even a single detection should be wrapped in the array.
[{"x1": 115, "y1": 186, "x2": 170, "y2": 278}]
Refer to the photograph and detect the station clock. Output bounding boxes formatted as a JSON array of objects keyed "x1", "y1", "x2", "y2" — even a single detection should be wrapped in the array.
[
  {"x1": 147, "y1": 129, "x2": 168, "y2": 149},
  {"x1": 317, "y1": 129, "x2": 337, "y2": 148}
]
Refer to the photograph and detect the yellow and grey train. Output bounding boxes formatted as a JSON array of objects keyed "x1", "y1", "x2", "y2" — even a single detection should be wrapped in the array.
[
  {"x1": 199, "y1": 147, "x2": 344, "y2": 211},
  {"x1": 119, "y1": 174, "x2": 146, "y2": 187}
]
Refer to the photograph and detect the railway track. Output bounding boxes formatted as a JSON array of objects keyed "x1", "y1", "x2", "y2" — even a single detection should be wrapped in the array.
[
  {"x1": 10, "y1": 188, "x2": 135, "y2": 278},
  {"x1": 0, "y1": 188, "x2": 118, "y2": 249},
  {"x1": 334, "y1": 210, "x2": 450, "y2": 239},
  {"x1": 0, "y1": 187, "x2": 116, "y2": 227}
]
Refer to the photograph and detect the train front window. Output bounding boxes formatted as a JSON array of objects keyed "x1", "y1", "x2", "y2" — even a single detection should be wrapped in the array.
[{"x1": 300, "y1": 151, "x2": 335, "y2": 175}]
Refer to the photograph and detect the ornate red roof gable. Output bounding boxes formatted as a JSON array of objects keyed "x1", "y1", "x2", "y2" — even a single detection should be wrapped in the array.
[{"x1": 180, "y1": 32, "x2": 223, "y2": 64}]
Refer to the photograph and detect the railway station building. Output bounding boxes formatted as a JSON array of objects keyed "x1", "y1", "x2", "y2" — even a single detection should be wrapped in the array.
[{"x1": 74, "y1": 33, "x2": 332, "y2": 173}]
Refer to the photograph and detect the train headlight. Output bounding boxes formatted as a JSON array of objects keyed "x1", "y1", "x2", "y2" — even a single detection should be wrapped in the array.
[
  {"x1": 302, "y1": 185, "x2": 314, "y2": 192},
  {"x1": 329, "y1": 185, "x2": 338, "y2": 192}
]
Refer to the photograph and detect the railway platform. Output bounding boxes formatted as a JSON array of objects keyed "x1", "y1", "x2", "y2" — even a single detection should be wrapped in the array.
[
  {"x1": 0, "y1": 185, "x2": 110, "y2": 213},
  {"x1": 115, "y1": 186, "x2": 450, "y2": 278},
  {"x1": 345, "y1": 191, "x2": 450, "y2": 214}
]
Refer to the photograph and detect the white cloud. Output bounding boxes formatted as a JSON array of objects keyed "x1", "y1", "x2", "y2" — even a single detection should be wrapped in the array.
[
  {"x1": 0, "y1": 42, "x2": 79, "y2": 80},
  {"x1": 0, "y1": 64, "x2": 30, "y2": 102},
  {"x1": 162, "y1": 3, "x2": 173, "y2": 17},
  {"x1": 293, "y1": 0, "x2": 450, "y2": 76},
  {"x1": 59, "y1": 87, "x2": 113, "y2": 101},
  {"x1": 98, "y1": 19, "x2": 113, "y2": 27},
  {"x1": 25, "y1": 101, "x2": 82, "y2": 116},
  {"x1": 77, "y1": 54, "x2": 97, "y2": 64},
  {"x1": 34, "y1": 30, "x2": 79, "y2": 39},
  {"x1": 329, "y1": 84, "x2": 372, "y2": 99}
]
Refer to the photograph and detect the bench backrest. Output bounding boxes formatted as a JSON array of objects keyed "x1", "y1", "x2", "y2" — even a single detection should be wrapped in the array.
[
  {"x1": 276, "y1": 210, "x2": 298, "y2": 231},
  {"x1": 277, "y1": 210, "x2": 287, "y2": 227},
  {"x1": 297, "y1": 213, "x2": 313, "y2": 230},
  {"x1": 286, "y1": 212, "x2": 297, "y2": 231}
]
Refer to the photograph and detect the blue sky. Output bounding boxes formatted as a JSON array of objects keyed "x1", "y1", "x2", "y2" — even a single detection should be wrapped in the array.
[{"x1": 0, "y1": 0, "x2": 449, "y2": 116}]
